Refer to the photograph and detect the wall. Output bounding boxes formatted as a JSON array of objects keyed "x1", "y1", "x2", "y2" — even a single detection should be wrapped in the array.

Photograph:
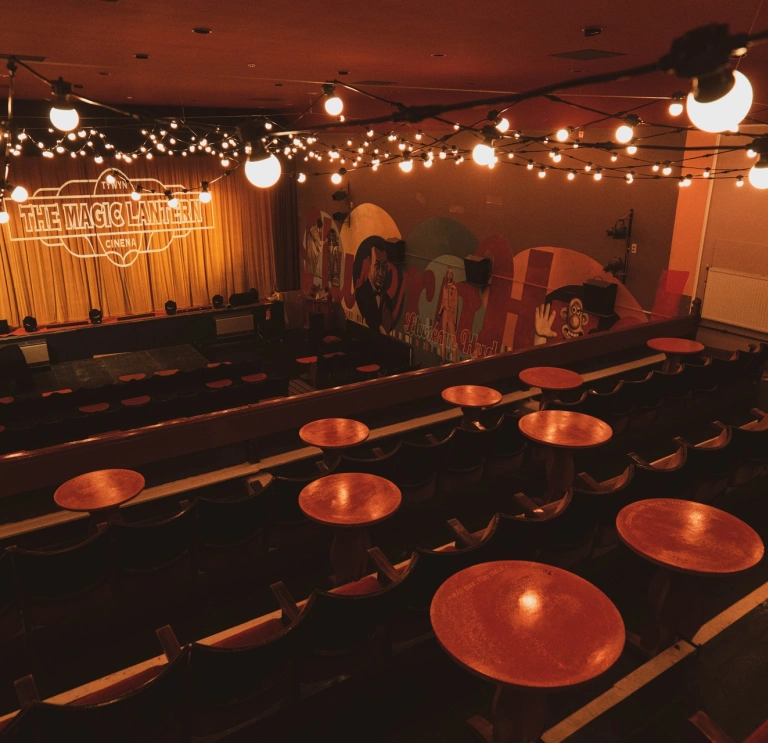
[{"x1": 297, "y1": 128, "x2": 684, "y2": 312}]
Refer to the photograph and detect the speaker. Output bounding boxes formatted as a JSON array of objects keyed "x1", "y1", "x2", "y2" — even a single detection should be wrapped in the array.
[
  {"x1": 0, "y1": 319, "x2": 9, "y2": 335},
  {"x1": 212, "y1": 294, "x2": 224, "y2": 309},
  {"x1": 583, "y1": 279, "x2": 617, "y2": 316},
  {"x1": 165, "y1": 300, "x2": 177, "y2": 316},
  {"x1": 385, "y1": 238, "x2": 406, "y2": 264},
  {"x1": 22, "y1": 316, "x2": 38, "y2": 333},
  {"x1": 463, "y1": 255, "x2": 492, "y2": 286},
  {"x1": 229, "y1": 288, "x2": 259, "y2": 307}
]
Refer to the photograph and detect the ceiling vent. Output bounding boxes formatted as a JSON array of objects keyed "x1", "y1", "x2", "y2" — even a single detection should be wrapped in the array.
[{"x1": 549, "y1": 49, "x2": 625, "y2": 61}]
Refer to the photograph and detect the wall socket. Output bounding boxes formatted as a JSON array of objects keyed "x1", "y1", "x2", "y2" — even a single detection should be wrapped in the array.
[{"x1": 631, "y1": 243, "x2": 638, "y2": 254}]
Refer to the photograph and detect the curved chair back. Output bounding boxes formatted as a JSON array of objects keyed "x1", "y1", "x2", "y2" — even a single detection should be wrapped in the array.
[
  {"x1": 199, "y1": 480, "x2": 276, "y2": 548},
  {"x1": 334, "y1": 443, "x2": 402, "y2": 479},
  {"x1": 392, "y1": 430, "x2": 455, "y2": 488}
]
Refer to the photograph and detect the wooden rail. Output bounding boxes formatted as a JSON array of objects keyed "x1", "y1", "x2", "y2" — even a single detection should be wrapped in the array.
[{"x1": 0, "y1": 313, "x2": 698, "y2": 497}]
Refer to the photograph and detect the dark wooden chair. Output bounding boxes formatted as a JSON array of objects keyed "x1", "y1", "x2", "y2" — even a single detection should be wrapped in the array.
[
  {"x1": 580, "y1": 382, "x2": 631, "y2": 433},
  {"x1": 391, "y1": 429, "x2": 456, "y2": 505},
  {"x1": 186, "y1": 591, "x2": 316, "y2": 737},
  {"x1": 9, "y1": 524, "x2": 114, "y2": 637},
  {"x1": 112, "y1": 501, "x2": 198, "y2": 612},
  {"x1": 574, "y1": 466, "x2": 636, "y2": 549},
  {"x1": 715, "y1": 409, "x2": 768, "y2": 484},
  {"x1": 8, "y1": 640, "x2": 189, "y2": 742},
  {"x1": 0, "y1": 551, "x2": 22, "y2": 650},
  {"x1": 688, "y1": 357, "x2": 719, "y2": 394},
  {"x1": 484, "y1": 413, "x2": 527, "y2": 478},
  {"x1": 627, "y1": 443, "x2": 691, "y2": 498},
  {"x1": 197, "y1": 479, "x2": 276, "y2": 581},
  {"x1": 440, "y1": 424, "x2": 500, "y2": 494},
  {"x1": 623, "y1": 371, "x2": 663, "y2": 424},
  {"x1": 744, "y1": 342, "x2": 768, "y2": 383},
  {"x1": 689, "y1": 710, "x2": 768, "y2": 743},
  {"x1": 674, "y1": 426, "x2": 734, "y2": 501},
  {"x1": 333, "y1": 443, "x2": 401, "y2": 479}
]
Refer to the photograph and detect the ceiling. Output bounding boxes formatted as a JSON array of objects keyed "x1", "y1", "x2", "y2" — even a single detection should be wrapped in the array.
[{"x1": 2, "y1": 0, "x2": 768, "y2": 132}]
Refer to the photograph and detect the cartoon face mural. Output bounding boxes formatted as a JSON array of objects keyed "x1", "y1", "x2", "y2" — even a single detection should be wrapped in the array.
[{"x1": 301, "y1": 202, "x2": 688, "y2": 361}]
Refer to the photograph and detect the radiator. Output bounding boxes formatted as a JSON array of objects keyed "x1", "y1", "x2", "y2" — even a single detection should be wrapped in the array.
[
  {"x1": 19, "y1": 341, "x2": 50, "y2": 366},
  {"x1": 215, "y1": 313, "x2": 254, "y2": 337},
  {"x1": 702, "y1": 267, "x2": 768, "y2": 333}
]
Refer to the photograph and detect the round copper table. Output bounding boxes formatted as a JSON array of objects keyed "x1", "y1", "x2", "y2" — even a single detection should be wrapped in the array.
[
  {"x1": 442, "y1": 385, "x2": 502, "y2": 430},
  {"x1": 617, "y1": 499, "x2": 763, "y2": 654},
  {"x1": 54, "y1": 469, "x2": 145, "y2": 530},
  {"x1": 299, "y1": 418, "x2": 370, "y2": 466},
  {"x1": 519, "y1": 410, "x2": 612, "y2": 503},
  {"x1": 519, "y1": 366, "x2": 584, "y2": 406},
  {"x1": 431, "y1": 561, "x2": 625, "y2": 743},
  {"x1": 299, "y1": 472, "x2": 401, "y2": 584},
  {"x1": 647, "y1": 337, "x2": 704, "y2": 373}
]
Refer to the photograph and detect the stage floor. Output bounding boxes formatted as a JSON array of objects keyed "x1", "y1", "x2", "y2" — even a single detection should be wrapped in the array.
[{"x1": 31, "y1": 344, "x2": 210, "y2": 393}]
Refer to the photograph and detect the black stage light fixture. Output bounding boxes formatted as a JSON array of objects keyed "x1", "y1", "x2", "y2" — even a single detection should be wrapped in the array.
[
  {"x1": 0, "y1": 319, "x2": 9, "y2": 335},
  {"x1": 23, "y1": 315, "x2": 37, "y2": 332},
  {"x1": 332, "y1": 211, "x2": 348, "y2": 224},
  {"x1": 165, "y1": 300, "x2": 177, "y2": 315},
  {"x1": 331, "y1": 189, "x2": 348, "y2": 201},
  {"x1": 88, "y1": 308, "x2": 103, "y2": 325},
  {"x1": 212, "y1": 294, "x2": 224, "y2": 309}
]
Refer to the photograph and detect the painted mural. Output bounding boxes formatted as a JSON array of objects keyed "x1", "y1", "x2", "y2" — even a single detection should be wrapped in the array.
[{"x1": 301, "y1": 203, "x2": 688, "y2": 363}]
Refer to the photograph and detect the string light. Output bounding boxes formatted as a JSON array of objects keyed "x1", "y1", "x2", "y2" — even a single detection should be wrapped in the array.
[
  {"x1": 736, "y1": 175, "x2": 744, "y2": 187},
  {"x1": 669, "y1": 92, "x2": 685, "y2": 116},
  {"x1": 538, "y1": 166, "x2": 546, "y2": 178},
  {"x1": 662, "y1": 162, "x2": 673, "y2": 176},
  {"x1": 584, "y1": 162, "x2": 592, "y2": 172},
  {"x1": 297, "y1": 172, "x2": 306, "y2": 183},
  {"x1": 472, "y1": 137, "x2": 495, "y2": 165},
  {"x1": 49, "y1": 77, "x2": 79, "y2": 132},
  {"x1": 614, "y1": 118, "x2": 637, "y2": 143},
  {"x1": 626, "y1": 145, "x2": 638, "y2": 155},
  {"x1": 527, "y1": 160, "x2": 534, "y2": 170},
  {"x1": 687, "y1": 70, "x2": 753, "y2": 133},
  {"x1": 0, "y1": 206, "x2": 8, "y2": 225},
  {"x1": 567, "y1": 170, "x2": 576, "y2": 180},
  {"x1": 130, "y1": 185, "x2": 142, "y2": 201},
  {"x1": 322, "y1": 83, "x2": 343, "y2": 116},
  {"x1": 594, "y1": 168, "x2": 603, "y2": 181},
  {"x1": 399, "y1": 153, "x2": 413, "y2": 172},
  {"x1": 653, "y1": 162, "x2": 660, "y2": 172},
  {"x1": 748, "y1": 153, "x2": 768, "y2": 188},
  {"x1": 198, "y1": 182, "x2": 212, "y2": 203},
  {"x1": 556, "y1": 127, "x2": 571, "y2": 142},
  {"x1": 626, "y1": 172, "x2": 634, "y2": 183}
]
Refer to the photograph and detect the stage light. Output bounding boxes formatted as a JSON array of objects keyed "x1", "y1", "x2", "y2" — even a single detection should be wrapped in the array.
[
  {"x1": 199, "y1": 182, "x2": 212, "y2": 203},
  {"x1": 88, "y1": 308, "x2": 103, "y2": 325},
  {"x1": 749, "y1": 155, "x2": 768, "y2": 189},
  {"x1": 165, "y1": 300, "x2": 177, "y2": 315},
  {"x1": 10, "y1": 186, "x2": 27, "y2": 203},
  {"x1": 687, "y1": 70, "x2": 752, "y2": 133},
  {"x1": 49, "y1": 77, "x2": 79, "y2": 132},
  {"x1": 669, "y1": 92, "x2": 685, "y2": 116},
  {"x1": 556, "y1": 127, "x2": 571, "y2": 142},
  {"x1": 322, "y1": 83, "x2": 343, "y2": 115},
  {"x1": 23, "y1": 316, "x2": 37, "y2": 332},
  {"x1": 297, "y1": 172, "x2": 306, "y2": 183},
  {"x1": 212, "y1": 294, "x2": 224, "y2": 309},
  {"x1": 473, "y1": 138, "x2": 495, "y2": 166},
  {"x1": 243, "y1": 146, "x2": 281, "y2": 188},
  {"x1": 399, "y1": 153, "x2": 413, "y2": 172}
]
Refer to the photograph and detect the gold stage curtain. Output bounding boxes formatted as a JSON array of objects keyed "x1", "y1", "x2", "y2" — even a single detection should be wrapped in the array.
[{"x1": 0, "y1": 156, "x2": 298, "y2": 326}]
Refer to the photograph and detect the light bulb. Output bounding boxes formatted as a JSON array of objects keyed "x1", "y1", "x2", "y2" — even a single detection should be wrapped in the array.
[
  {"x1": 653, "y1": 162, "x2": 660, "y2": 172},
  {"x1": 399, "y1": 157, "x2": 413, "y2": 172},
  {"x1": 626, "y1": 145, "x2": 637, "y2": 155},
  {"x1": 584, "y1": 163, "x2": 592, "y2": 172},
  {"x1": 556, "y1": 128, "x2": 570, "y2": 142},
  {"x1": 538, "y1": 167, "x2": 546, "y2": 178},
  {"x1": 473, "y1": 141, "x2": 495, "y2": 165},
  {"x1": 703, "y1": 168, "x2": 711, "y2": 178},
  {"x1": 527, "y1": 160, "x2": 534, "y2": 170},
  {"x1": 439, "y1": 148, "x2": 447, "y2": 160},
  {"x1": 106, "y1": 173, "x2": 116, "y2": 184},
  {"x1": 610, "y1": 153, "x2": 618, "y2": 162},
  {"x1": 747, "y1": 148, "x2": 757, "y2": 158},
  {"x1": 424, "y1": 158, "x2": 432, "y2": 168},
  {"x1": 687, "y1": 70, "x2": 753, "y2": 133},
  {"x1": 130, "y1": 190, "x2": 141, "y2": 201},
  {"x1": 662, "y1": 164, "x2": 672, "y2": 176},
  {"x1": 297, "y1": 172, "x2": 306, "y2": 183},
  {"x1": 748, "y1": 159, "x2": 768, "y2": 189},
  {"x1": 736, "y1": 176, "x2": 744, "y2": 187},
  {"x1": 199, "y1": 190, "x2": 212, "y2": 203},
  {"x1": 0, "y1": 210, "x2": 9, "y2": 224},
  {"x1": 594, "y1": 169, "x2": 603, "y2": 181},
  {"x1": 615, "y1": 124, "x2": 634, "y2": 143},
  {"x1": 324, "y1": 95, "x2": 343, "y2": 116},
  {"x1": 669, "y1": 101, "x2": 684, "y2": 116},
  {"x1": 552, "y1": 151, "x2": 562, "y2": 163},
  {"x1": 244, "y1": 153, "x2": 281, "y2": 188},
  {"x1": 331, "y1": 172, "x2": 342, "y2": 184},
  {"x1": 626, "y1": 173, "x2": 634, "y2": 183},
  {"x1": 168, "y1": 196, "x2": 179, "y2": 208},
  {"x1": 11, "y1": 186, "x2": 28, "y2": 203},
  {"x1": 50, "y1": 104, "x2": 79, "y2": 132},
  {"x1": 495, "y1": 117, "x2": 509, "y2": 133},
  {"x1": 567, "y1": 171, "x2": 575, "y2": 180}
]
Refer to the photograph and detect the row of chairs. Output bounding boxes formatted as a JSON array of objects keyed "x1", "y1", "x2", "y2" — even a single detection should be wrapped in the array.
[{"x1": 0, "y1": 374, "x2": 289, "y2": 455}]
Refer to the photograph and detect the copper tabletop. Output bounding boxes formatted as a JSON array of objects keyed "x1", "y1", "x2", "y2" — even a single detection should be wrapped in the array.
[
  {"x1": 79, "y1": 402, "x2": 109, "y2": 414},
  {"x1": 121, "y1": 395, "x2": 150, "y2": 406},
  {"x1": 241, "y1": 373, "x2": 267, "y2": 383},
  {"x1": 617, "y1": 499, "x2": 764, "y2": 576},
  {"x1": 154, "y1": 369, "x2": 179, "y2": 377},
  {"x1": 118, "y1": 374, "x2": 145, "y2": 382},
  {"x1": 519, "y1": 366, "x2": 584, "y2": 392},
  {"x1": 54, "y1": 469, "x2": 145, "y2": 513},
  {"x1": 442, "y1": 385, "x2": 503, "y2": 410},
  {"x1": 431, "y1": 561, "x2": 625, "y2": 689},
  {"x1": 206, "y1": 379, "x2": 232, "y2": 389},
  {"x1": 647, "y1": 338, "x2": 704, "y2": 356},
  {"x1": 519, "y1": 410, "x2": 612, "y2": 449},
  {"x1": 299, "y1": 418, "x2": 370, "y2": 450},
  {"x1": 299, "y1": 473, "x2": 401, "y2": 527}
]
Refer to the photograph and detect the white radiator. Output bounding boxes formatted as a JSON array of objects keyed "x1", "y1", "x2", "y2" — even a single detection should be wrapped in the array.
[
  {"x1": 702, "y1": 267, "x2": 768, "y2": 333},
  {"x1": 215, "y1": 313, "x2": 254, "y2": 337},
  {"x1": 19, "y1": 341, "x2": 50, "y2": 366}
]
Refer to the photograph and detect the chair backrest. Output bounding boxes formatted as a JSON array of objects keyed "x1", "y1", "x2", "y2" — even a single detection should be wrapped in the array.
[
  {"x1": 270, "y1": 473, "x2": 319, "y2": 525},
  {"x1": 198, "y1": 480, "x2": 275, "y2": 548},
  {"x1": 628, "y1": 444, "x2": 689, "y2": 496},
  {"x1": 308, "y1": 558, "x2": 418, "y2": 654},
  {"x1": 727, "y1": 412, "x2": 768, "y2": 459},
  {"x1": 334, "y1": 443, "x2": 402, "y2": 479},
  {"x1": 573, "y1": 466, "x2": 637, "y2": 523},
  {"x1": 113, "y1": 502, "x2": 197, "y2": 572},
  {"x1": 189, "y1": 593, "x2": 315, "y2": 709},
  {"x1": 651, "y1": 368, "x2": 684, "y2": 401},
  {"x1": 392, "y1": 430, "x2": 456, "y2": 487},
  {"x1": 31, "y1": 648, "x2": 189, "y2": 743},
  {"x1": 675, "y1": 427, "x2": 733, "y2": 474},
  {"x1": 710, "y1": 352, "x2": 741, "y2": 387},
  {"x1": 445, "y1": 424, "x2": 500, "y2": 472},
  {"x1": 407, "y1": 515, "x2": 500, "y2": 610},
  {"x1": 490, "y1": 413, "x2": 526, "y2": 454},
  {"x1": 10, "y1": 525, "x2": 113, "y2": 601},
  {"x1": 544, "y1": 393, "x2": 589, "y2": 413}
]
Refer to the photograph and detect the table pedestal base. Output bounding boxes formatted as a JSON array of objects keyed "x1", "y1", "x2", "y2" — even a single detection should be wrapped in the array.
[
  {"x1": 629, "y1": 567, "x2": 706, "y2": 656},
  {"x1": 540, "y1": 389, "x2": 558, "y2": 408},
  {"x1": 544, "y1": 447, "x2": 575, "y2": 503},
  {"x1": 330, "y1": 527, "x2": 371, "y2": 585},
  {"x1": 460, "y1": 406, "x2": 482, "y2": 430},
  {"x1": 661, "y1": 352, "x2": 682, "y2": 374},
  {"x1": 467, "y1": 687, "x2": 547, "y2": 743},
  {"x1": 88, "y1": 506, "x2": 124, "y2": 535}
]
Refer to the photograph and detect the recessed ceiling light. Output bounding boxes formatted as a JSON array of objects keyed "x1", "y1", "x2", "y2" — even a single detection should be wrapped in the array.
[
  {"x1": 192, "y1": 27, "x2": 211, "y2": 34},
  {"x1": 126, "y1": 96, "x2": 133, "y2": 99},
  {"x1": 134, "y1": 53, "x2": 149, "y2": 60},
  {"x1": 274, "y1": 83, "x2": 283, "y2": 87},
  {"x1": 98, "y1": 71, "x2": 110, "y2": 76},
  {"x1": 247, "y1": 63, "x2": 255, "y2": 68},
  {"x1": 432, "y1": 53, "x2": 446, "y2": 57}
]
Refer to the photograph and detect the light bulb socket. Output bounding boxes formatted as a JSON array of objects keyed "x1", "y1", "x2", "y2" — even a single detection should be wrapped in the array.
[
  {"x1": 622, "y1": 114, "x2": 641, "y2": 127},
  {"x1": 51, "y1": 77, "x2": 74, "y2": 110},
  {"x1": 322, "y1": 83, "x2": 336, "y2": 97},
  {"x1": 692, "y1": 68, "x2": 736, "y2": 103}
]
